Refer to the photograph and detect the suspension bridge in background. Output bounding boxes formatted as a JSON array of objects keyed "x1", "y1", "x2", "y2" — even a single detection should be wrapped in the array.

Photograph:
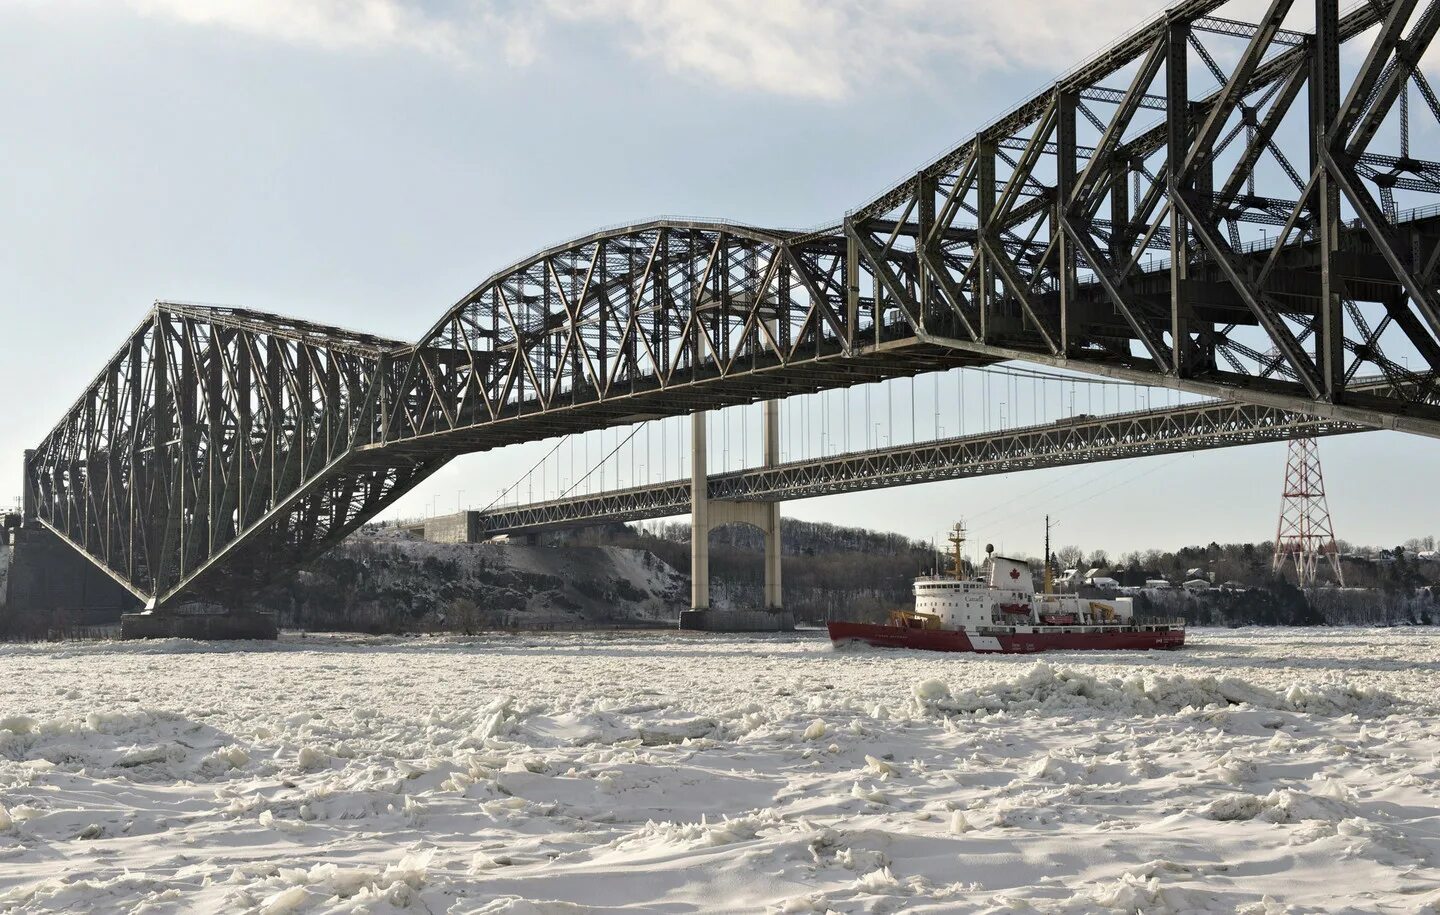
[
  {"x1": 410, "y1": 375, "x2": 1385, "y2": 543},
  {"x1": 15, "y1": 0, "x2": 1440, "y2": 634}
]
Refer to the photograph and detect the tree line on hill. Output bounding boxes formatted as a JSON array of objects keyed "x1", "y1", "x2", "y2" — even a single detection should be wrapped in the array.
[
  {"x1": 10, "y1": 517, "x2": 1432, "y2": 638},
  {"x1": 1051, "y1": 537, "x2": 1437, "y2": 594},
  {"x1": 549, "y1": 521, "x2": 1438, "y2": 626},
  {"x1": 546, "y1": 519, "x2": 935, "y2": 620}
]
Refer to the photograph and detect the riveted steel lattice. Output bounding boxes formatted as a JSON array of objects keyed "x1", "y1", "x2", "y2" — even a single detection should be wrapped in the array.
[
  {"x1": 1272, "y1": 436, "x2": 1345, "y2": 585},
  {"x1": 844, "y1": 0, "x2": 1440, "y2": 437},
  {"x1": 378, "y1": 221, "x2": 968, "y2": 456},
  {"x1": 25, "y1": 304, "x2": 447, "y2": 606}
]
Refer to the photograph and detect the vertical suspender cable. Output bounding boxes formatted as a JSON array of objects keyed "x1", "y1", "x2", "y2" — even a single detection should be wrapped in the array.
[{"x1": 934, "y1": 373, "x2": 940, "y2": 440}]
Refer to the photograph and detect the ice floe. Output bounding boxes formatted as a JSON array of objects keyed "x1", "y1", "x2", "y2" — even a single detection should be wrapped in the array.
[{"x1": 0, "y1": 627, "x2": 1437, "y2": 911}]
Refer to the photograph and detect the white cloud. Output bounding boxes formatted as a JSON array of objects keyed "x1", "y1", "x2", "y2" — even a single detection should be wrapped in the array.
[
  {"x1": 544, "y1": 0, "x2": 1174, "y2": 100},
  {"x1": 124, "y1": 0, "x2": 464, "y2": 56},
  {"x1": 544, "y1": 0, "x2": 856, "y2": 100},
  {"x1": 45, "y1": 0, "x2": 1207, "y2": 98},
  {"x1": 108, "y1": 0, "x2": 540, "y2": 66}
]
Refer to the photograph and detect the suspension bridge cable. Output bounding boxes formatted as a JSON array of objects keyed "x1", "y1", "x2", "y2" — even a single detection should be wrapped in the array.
[
  {"x1": 554, "y1": 422, "x2": 646, "y2": 501},
  {"x1": 482, "y1": 361, "x2": 1188, "y2": 515},
  {"x1": 478, "y1": 433, "x2": 572, "y2": 514}
]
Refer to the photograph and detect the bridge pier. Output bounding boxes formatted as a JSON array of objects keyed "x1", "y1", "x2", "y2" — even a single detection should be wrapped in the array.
[
  {"x1": 2, "y1": 526, "x2": 141, "y2": 636},
  {"x1": 119, "y1": 608, "x2": 278, "y2": 641},
  {"x1": 680, "y1": 402, "x2": 792, "y2": 632}
]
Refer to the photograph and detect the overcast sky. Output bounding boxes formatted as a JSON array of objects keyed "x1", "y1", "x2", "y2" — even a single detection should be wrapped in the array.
[{"x1": 2, "y1": 0, "x2": 1436, "y2": 558}]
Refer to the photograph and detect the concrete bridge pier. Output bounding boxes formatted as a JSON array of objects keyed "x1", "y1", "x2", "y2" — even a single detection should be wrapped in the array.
[
  {"x1": 14, "y1": 450, "x2": 277, "y2": 640},
  {"x1": 119, "y1": 607, "x2": 278, "y2": 640},
  {"x1": 2, "y1": 525, "x2": 141, "y2": 634},
  {"x1": 679, "y1": 402, "x2": 793, "y2": 632},
  {"x1": 1, "y1": 450, "x2": 141, "y2": 636}
]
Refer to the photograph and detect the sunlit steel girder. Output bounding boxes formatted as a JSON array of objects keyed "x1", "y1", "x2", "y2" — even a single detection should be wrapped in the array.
[{"x1": 374, "y1": 221, "x2": 982, "y2": 456}]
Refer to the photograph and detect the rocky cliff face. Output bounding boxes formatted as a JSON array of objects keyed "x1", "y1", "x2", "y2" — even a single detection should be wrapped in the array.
[
  {"x1": 0, "y1": 544, "x2": 11, "y2": 608},
  {"x1": 547, "y1": 519, "x2": 934, "y2": 623},
  {"x1": 1, "y1": 516, "x2": 929, "y2": 635},
  {"x1": 259, "y1": 530, "x2": 687, "y2": 632}
]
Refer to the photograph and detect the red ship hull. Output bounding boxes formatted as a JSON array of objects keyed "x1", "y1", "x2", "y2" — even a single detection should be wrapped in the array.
[{"x1": 827, "y1": 621, "x2": 1185, "y2": 653}]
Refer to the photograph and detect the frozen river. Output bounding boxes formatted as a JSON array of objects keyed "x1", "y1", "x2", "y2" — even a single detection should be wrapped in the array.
[{"x1": 0, "y1": 628, "x2": 1437, "y2": 912}]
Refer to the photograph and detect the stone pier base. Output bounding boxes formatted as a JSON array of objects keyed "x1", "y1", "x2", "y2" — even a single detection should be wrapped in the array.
[
  {"x1": 121, "y1": 609, "x2": 278, "y2": 641},
  {"x1": 678, "y1": 609, "x2": 795, "y2": 632}
]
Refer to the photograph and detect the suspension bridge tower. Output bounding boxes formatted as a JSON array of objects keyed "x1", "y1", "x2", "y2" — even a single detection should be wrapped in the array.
[
  {"x1": 1272, "y1": 437, "x2": 1344, "y2": 588},
  {"x1": 680, "y1": 401, "x2": 791, "y2": 632}
]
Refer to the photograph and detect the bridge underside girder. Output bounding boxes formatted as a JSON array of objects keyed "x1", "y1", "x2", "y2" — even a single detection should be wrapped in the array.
[
  {"x1": 374, "y1": 339, "x2": 987, "y2": 458},
  {"x1": 24, "y1": 0, "x2": 1440, "y2": 607}
]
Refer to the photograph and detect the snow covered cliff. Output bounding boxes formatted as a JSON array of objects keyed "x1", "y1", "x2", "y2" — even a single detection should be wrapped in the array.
[{"x1": 259, "y1": 532, "x2": 687, "y2": 632}]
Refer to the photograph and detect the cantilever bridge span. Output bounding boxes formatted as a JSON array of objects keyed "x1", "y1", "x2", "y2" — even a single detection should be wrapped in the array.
[{"x1": 22, "y1": 0, "x2": 1440, "y2": 609}]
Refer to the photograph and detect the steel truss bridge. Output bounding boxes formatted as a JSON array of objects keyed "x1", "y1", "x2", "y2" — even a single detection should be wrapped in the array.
[{"x1": 23, "y1": 0, "x2": 1440, "y2": 608}]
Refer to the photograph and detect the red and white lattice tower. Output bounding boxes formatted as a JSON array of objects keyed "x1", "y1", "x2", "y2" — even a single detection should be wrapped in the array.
[{"x1": 1272, "y1": 437, "x2": 1344, "y2": 587}]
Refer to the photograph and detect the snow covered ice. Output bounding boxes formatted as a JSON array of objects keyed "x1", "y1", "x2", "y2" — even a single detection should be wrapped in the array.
[{"x1": 1, "y1": 628, "x2": 1438, "y2": 913}]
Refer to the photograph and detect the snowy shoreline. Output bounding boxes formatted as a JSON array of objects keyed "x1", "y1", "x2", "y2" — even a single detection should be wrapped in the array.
[{"x1": 1, "y1": 628, "x2": 1437, "y2": 912}]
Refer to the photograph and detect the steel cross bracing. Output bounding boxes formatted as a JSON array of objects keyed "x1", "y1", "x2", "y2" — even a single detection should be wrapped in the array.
[
  {"x1": 842, "y1": 0, "x2": 1440, "y2": 437},
  {"x1": 466, "y1": 378, "x2": 1415, "y2": 539},
  {"x1": 23, "y1": 0, "x2": 1440, "y2": 607},
  {"x1": 25, "y1": 304, "x2": 447, "y2": 605},
  {"x1": 377, "y1": 219, "x2": 971, "y2": 455}
]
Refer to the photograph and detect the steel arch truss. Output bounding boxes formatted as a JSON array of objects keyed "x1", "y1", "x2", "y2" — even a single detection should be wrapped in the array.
[
  {"x1": 378, "y1": 221, "x2": 973, "y2": 455},
  {"x1": 849, "y1": 0, "x2": 1440, "y2": 436}
]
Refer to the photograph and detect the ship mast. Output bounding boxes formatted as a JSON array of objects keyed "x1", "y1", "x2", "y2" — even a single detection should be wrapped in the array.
[{"x1": 948, "y1": 521, "x2": 967, "y2": 580}]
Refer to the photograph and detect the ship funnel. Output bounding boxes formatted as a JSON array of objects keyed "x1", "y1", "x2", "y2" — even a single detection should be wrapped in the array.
[{"x1": 988, "y1": 555, "x2": 1035, "y2": 594}]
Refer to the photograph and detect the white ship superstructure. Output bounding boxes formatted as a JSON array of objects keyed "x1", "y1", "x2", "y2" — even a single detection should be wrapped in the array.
[
  {"x1": 912, "y1": 523, "x2": 1136, "y2": 630},
  {"x1": 828, "y1": 521, "x2": 1184, "y2": 654}
]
